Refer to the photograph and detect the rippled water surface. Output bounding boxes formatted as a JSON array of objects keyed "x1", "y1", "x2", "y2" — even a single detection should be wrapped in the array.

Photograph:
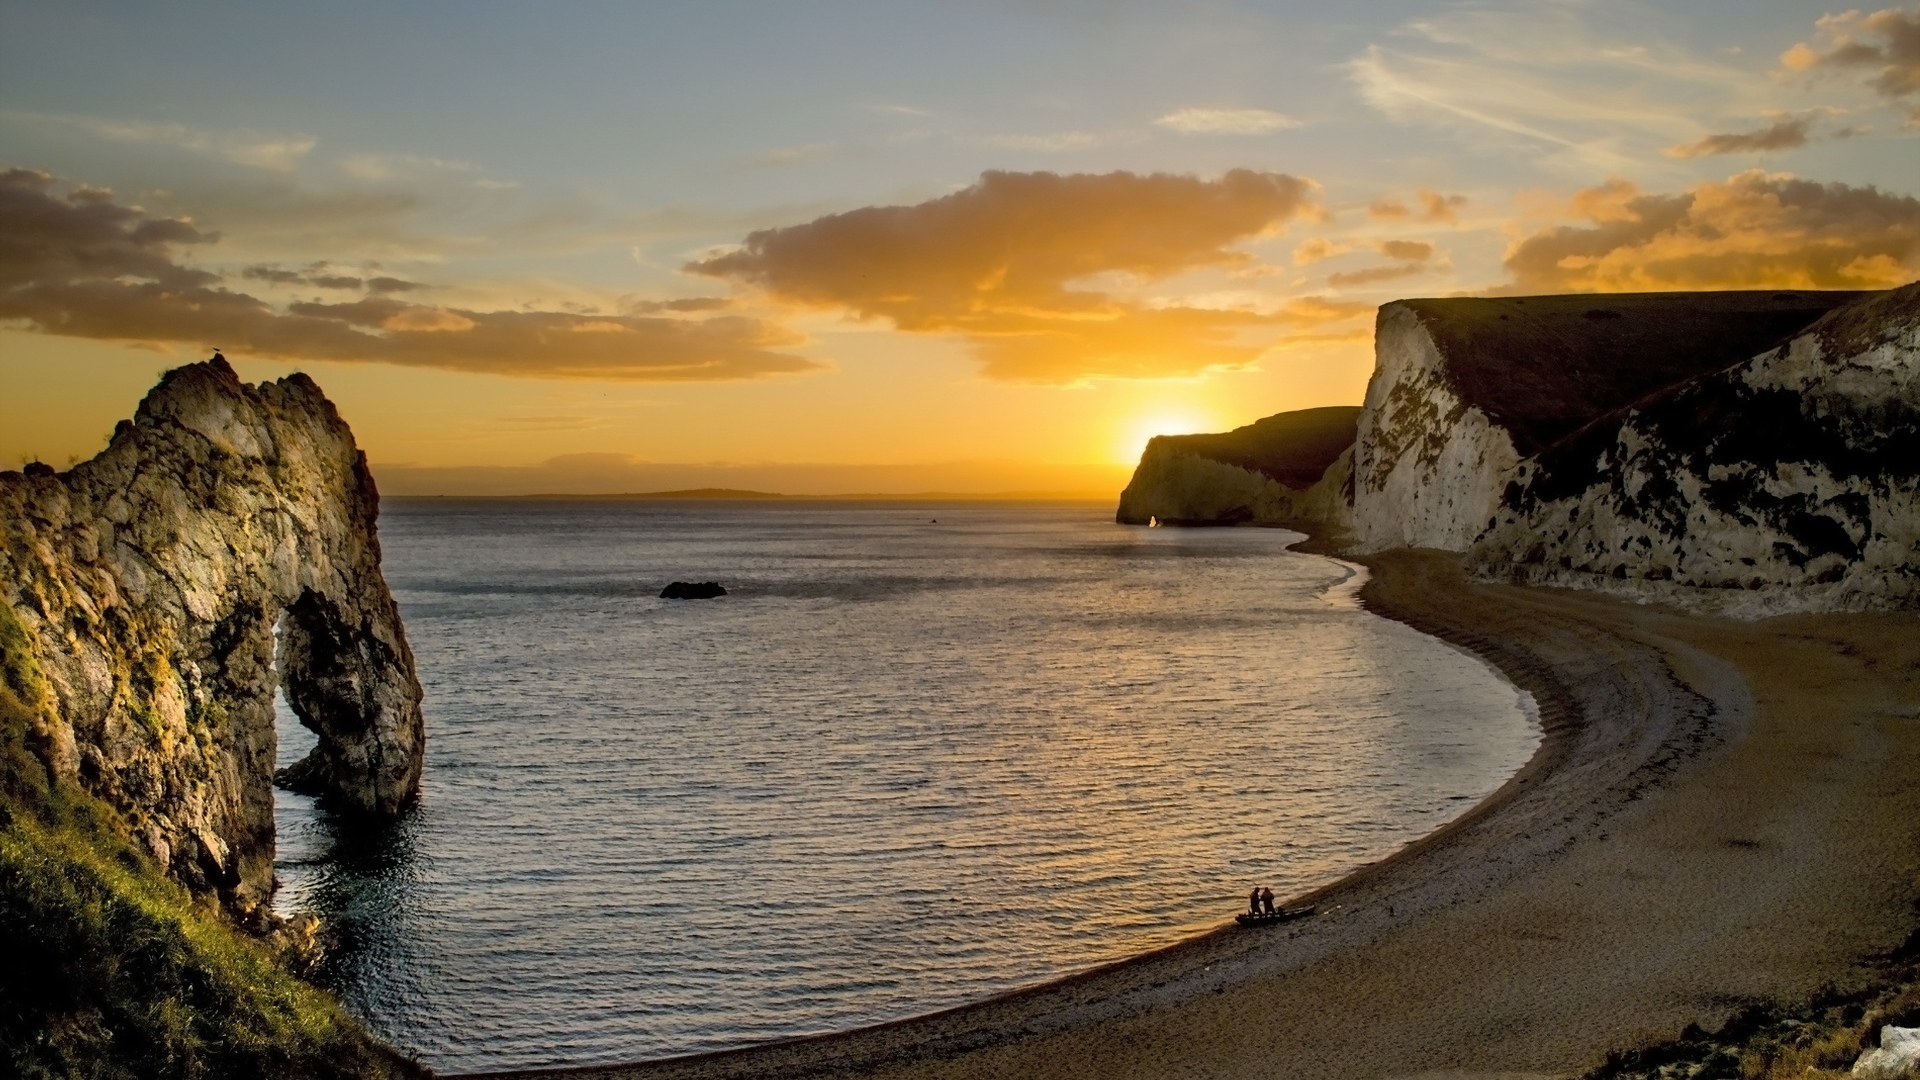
[{"x1": 273, "y1": 500, "x2": 1538, "y2": 1072}]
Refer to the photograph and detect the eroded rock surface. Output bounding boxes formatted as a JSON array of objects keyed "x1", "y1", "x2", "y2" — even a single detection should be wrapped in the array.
[
  {"x1": 0, "y1": 358, "x2": 423, "y2": 905},
  {"x1": 1470, "y1": 283, "x2": 1920, "y2": 613},
  {"x1": 1351, "y1": 291, "x2": 1865, "y2": 553}
]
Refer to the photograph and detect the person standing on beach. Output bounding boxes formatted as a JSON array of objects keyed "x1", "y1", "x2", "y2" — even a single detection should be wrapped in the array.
[
  {"x1": 1250, "y1": 887, "x2": 1262, "y2": 915},
  {"x1": 1261, "y1": 888, "x2": 1275, "y2": 915}
]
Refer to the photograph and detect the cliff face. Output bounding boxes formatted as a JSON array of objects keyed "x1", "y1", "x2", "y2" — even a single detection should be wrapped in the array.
[
  {"x1": 1115, "y1": 406, "x2": 1358, "y2": 527},
  {"x1": 1469, "y1": 284, "x2": 1920, "y2": 612},
  {"x1": 1351, "y1": 291, "x2": 1867, "y2": 553},
  {"x1": 0, "y1": 359, "x2": 424, "y2": 906},
  {"x1": 1351, "y1": 305, "x2": 1522, "y2": 551},
  {"x1": 1119, "y1": 285, "x2": 1915, "y2": 612}
]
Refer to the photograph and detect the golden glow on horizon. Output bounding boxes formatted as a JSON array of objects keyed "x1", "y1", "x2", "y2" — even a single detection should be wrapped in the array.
[{"x1": 1116, "y1": 409, "x2": 1225, "y2": 466}]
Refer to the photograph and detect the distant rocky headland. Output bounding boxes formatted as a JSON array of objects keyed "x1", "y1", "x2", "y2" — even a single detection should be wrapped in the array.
[{"x1": 1120, "y1": 282, "x2": 1920, "y2": 613}]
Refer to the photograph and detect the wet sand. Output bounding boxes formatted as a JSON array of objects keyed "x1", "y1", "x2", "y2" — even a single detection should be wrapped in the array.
[{"x1": 466, "y1": 550, "x2": 1920, "y2": 1080}]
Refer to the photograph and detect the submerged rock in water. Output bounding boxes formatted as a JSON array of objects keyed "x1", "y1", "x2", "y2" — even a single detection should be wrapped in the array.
[{"x1": 661, "y1": 581, "x2": 728, "y2": 599}]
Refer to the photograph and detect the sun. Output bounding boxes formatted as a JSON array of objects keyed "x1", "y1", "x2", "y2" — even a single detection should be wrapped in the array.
[{"x1": 1115, "y1": 411, "x2": 1221, "y2": 466}]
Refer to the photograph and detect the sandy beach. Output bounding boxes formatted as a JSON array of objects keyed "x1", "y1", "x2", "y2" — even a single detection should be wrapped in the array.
[{"x1": 467, "y1": 550, "x2": 1920, "y2": 1080}]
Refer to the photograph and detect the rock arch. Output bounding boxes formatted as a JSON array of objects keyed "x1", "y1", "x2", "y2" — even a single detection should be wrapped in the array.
[{"x1": 0, "y1": 358, "x2": 424, "y2": 907}]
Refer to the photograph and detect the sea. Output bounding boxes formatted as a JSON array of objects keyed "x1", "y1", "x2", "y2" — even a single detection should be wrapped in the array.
[{"x1": 271, "y1": 499, "x2": 1540, "y2": 1073}]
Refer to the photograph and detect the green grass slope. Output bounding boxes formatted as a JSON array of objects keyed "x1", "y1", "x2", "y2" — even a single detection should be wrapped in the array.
[{"x1": 0, "y1": 603, "x2": 423, "y2": 1080}]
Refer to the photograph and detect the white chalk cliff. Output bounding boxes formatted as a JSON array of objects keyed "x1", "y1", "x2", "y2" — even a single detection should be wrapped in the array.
[
  {"x1": 1469, "y1": 285, "x2": 1920, "y2": 613},
  {"x1": 1123, "y1": 284, "x2": 1917, "y2": 613}
]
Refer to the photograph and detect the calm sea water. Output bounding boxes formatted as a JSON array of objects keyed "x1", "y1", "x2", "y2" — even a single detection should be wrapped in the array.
[{"x1": 272, "y1": 500, "x2": 1538, "y2": 1072}]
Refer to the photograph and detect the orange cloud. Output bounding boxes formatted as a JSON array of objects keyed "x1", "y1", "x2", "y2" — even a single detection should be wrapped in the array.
[
  {"x1": 1375, "y1": 239, "x2": 1434, "y2": 261},
  {"x1": 1369, "y1": 189, "x2": 1467, "y2": 223},
  {"x1": 1502, "y1": 170, "x2": 1920, "y2": 293},
  {"x1": 241, "y1": 263, "x2": 428, "y2": 293},
  {"x1": 1293, "y1": 237, "x2": 1353, "y2": 264},
  {"x1": 0, "y1": 168, "x2": 815, "y2": 381},
  {"x1": 1782, "y1": 5, "x2": 1920, "y2": 120},
  {"x1": 688, "y1": 169, "x2": 1321, "y2": 382},
  {"x1": 1329, "y1": 264, "x2": 1425, "y2": 288},
  {"x1": 1665, "y1": 115, "x2": 1815, "y2": 158}
]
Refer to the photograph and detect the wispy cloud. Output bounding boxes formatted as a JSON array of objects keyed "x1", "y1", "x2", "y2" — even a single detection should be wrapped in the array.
[
  {"x1": 747, "y1": 143, "x2": 836, "y2": 167},
  {"x1": 1153, "y1": 108, "x2": 1300, "y2": 135},
  {"x1": 1347, "y1": 4, "x2": 1764, "y2": 172},
  {"x1": 1328, "y1": 264, "x2": 1425, "y2": 288},
  {"x1": 2, "y1": 109, "x2": 316, "y2": 170},
  {"x1": 1665, "y1": 113, "x2": 1818, "y2": 157},
  {"x1": 1368, "y1": 189, "x2": 1468, "y2": 222},
  {"x1": 1293, "y1": 237, "x2": 1353, "y2": 265},
  {"x1": 339, "y1": 153, "x2": 519, "y2": 190},
  {"x1": 979, "y1": 130, "x2": 1108, "y2": 152},
  {"x1": 241, "y1": 263, "x2": 428, "y2": 293}
]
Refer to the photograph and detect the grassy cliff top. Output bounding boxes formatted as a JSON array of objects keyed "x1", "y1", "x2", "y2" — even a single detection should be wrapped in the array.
[
  {"x1": 1395, "y1": 290, "x2": 1870, "y2": 455},
  {"x1": 1147, "y1": 405, "x2": 1360, "y2": 489}
]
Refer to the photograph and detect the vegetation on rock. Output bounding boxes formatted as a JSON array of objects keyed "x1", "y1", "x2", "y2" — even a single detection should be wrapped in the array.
[{"x1": 0, "y1": 601, "x2": 424, "y2": 1079}]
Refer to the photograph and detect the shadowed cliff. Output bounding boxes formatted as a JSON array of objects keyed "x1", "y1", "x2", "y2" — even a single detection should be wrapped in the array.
[
  {"x1": 0, "y1": 358, "x2": 424, "y2": 907},
  {"x1": 1115, "y1": 406, "x2": 1359, "y2": 527},
  {"x1": 1394, "y1": 291, "x2": 1868, "y2": 456}
]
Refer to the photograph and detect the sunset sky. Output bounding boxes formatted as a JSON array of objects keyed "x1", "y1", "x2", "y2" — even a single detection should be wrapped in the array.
[{"x1": 3, "y1": 0, "x2": 1917, "y2": 494}]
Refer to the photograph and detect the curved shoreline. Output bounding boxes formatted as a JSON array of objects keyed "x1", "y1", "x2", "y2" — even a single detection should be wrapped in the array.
[{"x1": 462, "y1": 550, "x2": 1920, "y2": 1080}]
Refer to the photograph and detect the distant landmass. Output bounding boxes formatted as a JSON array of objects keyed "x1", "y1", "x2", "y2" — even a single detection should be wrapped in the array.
[
  {"x1": 373, "y1": 458, "x2": 1134, "y2": 499},
  {"x1": 396, "y1": 488, "x2": 1112, "y2": 501}
]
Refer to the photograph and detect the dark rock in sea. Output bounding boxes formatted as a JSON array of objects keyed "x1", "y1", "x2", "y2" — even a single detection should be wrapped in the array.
[{"x1": 661, "y1": 581, "x2": 728, "y2": 599}]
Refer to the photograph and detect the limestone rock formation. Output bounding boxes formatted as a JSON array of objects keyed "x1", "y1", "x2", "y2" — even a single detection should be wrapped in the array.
[
  {"x1": 1115, "y1": 406, "x2": 1359, "y2": 528},
  {"x1": 1351, "y1": 291, "x2": 1866, "y2": 552},
  {"x1": 0, "y1": 358, "x2": 424, "y2": 906},
  {"x1": 1469, "y1": 283, "x2": 1920, "y2": 612}
]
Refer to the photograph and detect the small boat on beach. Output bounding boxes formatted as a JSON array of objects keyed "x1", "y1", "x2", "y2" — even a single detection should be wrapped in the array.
[{"x1": 1235, "y1": 904, "x2": 1317, "y2": 927}]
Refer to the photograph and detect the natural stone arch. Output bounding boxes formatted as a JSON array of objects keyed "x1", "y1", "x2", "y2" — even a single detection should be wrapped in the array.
[
  {"x1": 275, "y1": 585, "x2": 423, "y2": 815},
  {"x1": 0, "y1": 358, "x2": 424, "y2": 908}
]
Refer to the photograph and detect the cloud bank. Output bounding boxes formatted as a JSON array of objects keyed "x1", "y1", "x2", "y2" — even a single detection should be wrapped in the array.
[
  {"x1": 0, "y1": 168, "x2": 816, "y2": 380},
  {"x1": 1503, "y1": 170, "x2": 1920, "y2": 292},
  {"x1": 688, "y1": 169, "x2": 1323, "y2": 382}
]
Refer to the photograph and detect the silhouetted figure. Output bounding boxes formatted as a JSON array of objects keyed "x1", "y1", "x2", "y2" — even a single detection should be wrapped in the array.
[
  {"x1": 1260, "y1": 888, "x2": 1275, "y2": 915},
  {"x1": 1249, "y1": 887, "x2": 1261, "y2": 916}
]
